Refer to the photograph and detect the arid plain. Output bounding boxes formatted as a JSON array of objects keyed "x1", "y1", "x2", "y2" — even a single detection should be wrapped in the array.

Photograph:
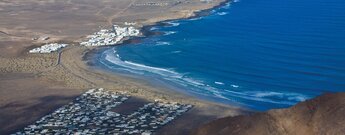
[{"x1": 0, "y1": 0, "x2": 246, "y2": 134}]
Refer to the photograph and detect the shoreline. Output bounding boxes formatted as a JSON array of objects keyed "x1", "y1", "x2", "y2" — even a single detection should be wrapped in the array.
[
  {"x1": 82, "y1": 46, "x2": 246, "y2": 110},
  {"x1": 0, "y1": 0, "x2": 249, "y2": 134},
  {"x1": 81, "y1": 0, "x2": 249, "y2": 111},
  {"x1": 2, "y1": 0, "x2": 345, "y2": 134},
  {"x1": 62, "y1": 45, "x2": 247, "y2": 134}
]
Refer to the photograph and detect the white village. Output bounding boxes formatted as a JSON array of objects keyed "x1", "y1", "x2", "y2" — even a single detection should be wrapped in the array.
[
  {"x1": 22, "y1": 24, "x2": 194, "y2": 134},
  {"x1": 29, "y1": 24, "x2": 140, "y2": 54},
  {"x1": 80, "y1": 25, "x2": 140, "y2": 47},
  {"x1": 29, "y1": 43, "x2": 68, "y2": 54},
  {"x1": 13, "y1": 88, "x2": 192, "y2": 135}
]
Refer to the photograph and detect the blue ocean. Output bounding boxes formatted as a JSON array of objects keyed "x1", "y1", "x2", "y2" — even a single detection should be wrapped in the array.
[{"x1": 96, "y1": 0, "x2": 345, "y2": 110}]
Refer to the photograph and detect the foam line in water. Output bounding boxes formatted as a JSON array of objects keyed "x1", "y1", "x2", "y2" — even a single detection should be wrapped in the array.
[
  {"x1": 231, "y1": 84, "x2": 239, "y2": 88},
  {"x1": 102, "y1": 48, "x2": 309, "y2": 107},
  {"x1": 188, "y1": 17, "x2": 203, "y2": 21},
  {"x1": 182, "y1": 77, "x2": 205, "y2": 86},
  {"x1": 223, "y1": 90, "x2": 297, "y2": 105},
  {"x1": 156, "y1": 41, "x2": 171, "y2": 46},
  {"x1": 250, "y1": 91, "x2": 308, "y2": 102},
  {"x1": 217, "y1": 12, "x2": 228, "y2": 16},
  {"x1": 164, "y1": 31, "x2": 177, "y2": 35},
  {"x1": 215, "y1": 81, "x2": 225, "y2": 85},
  {"x1": 234, "y1": 0, "x2": 240, "y2": 3},
  {"x1": 150, "y1": 27, "x2": 159, "y2": 31},
  {"x1": 165, "y1": 21, "x2": 180, "y2": 27},
  {"x1": 221, "y1": 2, "x2": 231, "y2": 9},
  {"x1": 171, "y1": 51, "x2": 182, "y2": 54},
  {"x1": 104, "y1": 49, "x2": 182, "y2": 78}
]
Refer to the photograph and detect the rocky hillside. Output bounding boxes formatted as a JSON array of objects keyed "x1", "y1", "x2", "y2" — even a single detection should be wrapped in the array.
[{"x1": 192, "y1": 92, "x2": 345, "y2": 135}]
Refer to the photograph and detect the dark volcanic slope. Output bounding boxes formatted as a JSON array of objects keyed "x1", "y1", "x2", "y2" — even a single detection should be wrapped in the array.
[{"x1": 192, "y1": 93, "x2": 345, "y2": 135}]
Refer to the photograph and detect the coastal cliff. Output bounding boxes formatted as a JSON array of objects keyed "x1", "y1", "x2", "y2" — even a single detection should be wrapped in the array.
[{"x1": 192, "y1": 92, "x2": 345, "y2": 135}]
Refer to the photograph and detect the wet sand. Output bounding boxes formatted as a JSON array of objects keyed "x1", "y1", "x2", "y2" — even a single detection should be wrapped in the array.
[{"x1": 0, "y1": 0, "x2": 247, "y2": 134}]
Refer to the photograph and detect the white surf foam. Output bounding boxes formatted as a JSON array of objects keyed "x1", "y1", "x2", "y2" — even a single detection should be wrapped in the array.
[
  {"x1": 164, "y1": 31, "x2": 177, "y2": 35},
  {"x1": 171, "y1": 51, "x2": 182, "y2": 54},
  {"x1": 156, "y1": 41, "x2": 171, "y2": 46},
  {"x1": 221, "y1": 2, "x2": 231, "y2": 9},
  {"x1": 104, "y1": 49, "x2": 182, "y2": 78},
  {"x1": 217, "y1": 12, "x2": 228, "y2": 16},
  {"x1": 166, "y1": 21, "x2": 180, "y2": 27},
  {"x1": 182, "y1": 77, "x2": 205, "y2": 86},
  {"x1": 231, "y1": 84, "x2": 239, "y2": 88},
  {"x1": 213, "y1": 91, "x2": 230, "y2": 100},
  {"x1": 188, "y1": 17, "x2": 203, "y2": 21},
  {"x1": 150, "y1": 27, "x2": 159, "y2": 31},
  {"x1": 252, "y1": 91, "x2": 308, "y2": 102},
  {"x1": 223, "y1": 90, "x2": 297, "y2": 105},
  {"x1": 102, "y1": 48, "x2": 309, "y2": 107},
  {"x1": 215, "y1": 81, "x2": 225, "y2": 85}
]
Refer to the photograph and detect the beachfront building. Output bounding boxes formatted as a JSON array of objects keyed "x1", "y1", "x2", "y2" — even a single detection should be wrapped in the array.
[
  {"x1": 29, "y1": 43, "x2": 68, "y2": 53},
  {"x1": 80, "y1": 25, "x2": 140, "y2": 47},
  {"x1": 13, "y1": 88, "x2": 192, "y2": 134}
]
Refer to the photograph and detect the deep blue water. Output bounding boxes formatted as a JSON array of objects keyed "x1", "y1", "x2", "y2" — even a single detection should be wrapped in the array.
[{"x1": 96, "y1": 0, "x2": 345, "y2": 110}]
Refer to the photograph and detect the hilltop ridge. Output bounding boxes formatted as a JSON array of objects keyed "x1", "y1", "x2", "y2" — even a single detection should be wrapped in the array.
[{"x1": 193, "y1": 92, "x2": 345, "y2": 135}]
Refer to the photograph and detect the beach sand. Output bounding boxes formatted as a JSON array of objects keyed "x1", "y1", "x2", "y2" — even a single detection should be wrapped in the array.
[{"x1": 0, "y1": 0, "x2": 246, "y2": 134}]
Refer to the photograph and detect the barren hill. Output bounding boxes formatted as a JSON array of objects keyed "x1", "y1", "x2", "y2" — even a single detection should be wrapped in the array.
[{"x1": 193, "y1": 92, "x2": 345, "y2": 135}]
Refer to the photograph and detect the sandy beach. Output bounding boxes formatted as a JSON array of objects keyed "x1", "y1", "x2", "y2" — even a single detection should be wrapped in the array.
[{"x1": 0, "y1": 0, "x2": 247, "y2": 134}]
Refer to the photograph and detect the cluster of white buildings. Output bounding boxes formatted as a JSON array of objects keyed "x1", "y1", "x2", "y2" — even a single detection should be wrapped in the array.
[
  {"x1": 112, "y1": 101, "x2": 192, "y2": 134},
  {"x1": 13, "y1": 88, "x2": 192, "y2": 135},
  {"x1": 80, "y1": 25, "x2": 140, "y2": 47},
  {"x1": 124, "y1": 22, "x2": 137, "y2": 26},
  {"x1": 200, "y1": 0, "x2": 213, "y2": 3},
  {"x1": 29, "y1": 25, "x2": 140, "y2": 53},
  {"x1": 29, "y1": 43, "x2": 68, "y2": 53},
  {"x1": 134, "y1": 2, "x2": 169, "y2": 6}
]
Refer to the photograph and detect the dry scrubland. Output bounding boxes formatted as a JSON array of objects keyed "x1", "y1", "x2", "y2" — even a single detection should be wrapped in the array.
[
  {"x1": 0, "y1": 0, "x2": 246, "y2": 134},
  {"x1": 0, "y1": 0, "x2": 223, "y2": 57}
]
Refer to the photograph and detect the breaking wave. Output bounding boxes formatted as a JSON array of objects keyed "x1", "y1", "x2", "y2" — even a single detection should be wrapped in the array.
[
  {"x1": 150, "y1": 27, "x2": 159, "y2": 31},
  {"x1": 95, "y1": 0, "x2": 345, "y2": 111},
  {"x1": 188, "y1": 17, "x2": 203, "y2": 21},
  {"x1": 164, "y1": 31, "x2": 177, "y2": 35},
  {"x1": 231, "y1": 84, "x2": 239, "y2": 88},
  {"x1": 221, "y1": 2, "x2": 231, "y2": 9},
  {"x1": 156, "y1": 41, "x2": 171, "y2": 46},
  {"x1": 217, "y1": 12, "x2": 228, "y2": 16},
  {"x1": 215, "y1": 81, "x2": 225, "y2": 85},
  {"x1": 103, "y1": 49, "x2": 182, "y2": 78},
  {"x1": 165, "y1": 21, "x2": 180, "y2": 27},
  {"x1": 252, "y1": 91, "x2": 308, "y2": 102},
  {"x1": 100, "y1": 48, "x2": 310, "y2": 108},
  {"x1": 224, "y1": 90, "x2": 308, "y2": 105},
  {"x1": 171, "y1": 51, "x2": 182, "y2": 54}
]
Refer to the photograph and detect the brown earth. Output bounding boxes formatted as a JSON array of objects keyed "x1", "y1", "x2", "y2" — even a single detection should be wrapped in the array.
[
  {"x1": 0, "y1": 43, "x2": 243, "y2": 135},
  {"x1": 111, "y1": 97, "x2": 150, "y2": 115},
  {"x1": 0, "y1": 0, "x2": 247, "y2": 134},
  {"x1": 0, "y1": 73, "x2": 84, "y2": 135},
  {"x1": 192, "y1": 92, "x2": 345, "y2": 135},
  {"x1": 0, "y1": 0, "x2": 225, "y2": 57}
]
